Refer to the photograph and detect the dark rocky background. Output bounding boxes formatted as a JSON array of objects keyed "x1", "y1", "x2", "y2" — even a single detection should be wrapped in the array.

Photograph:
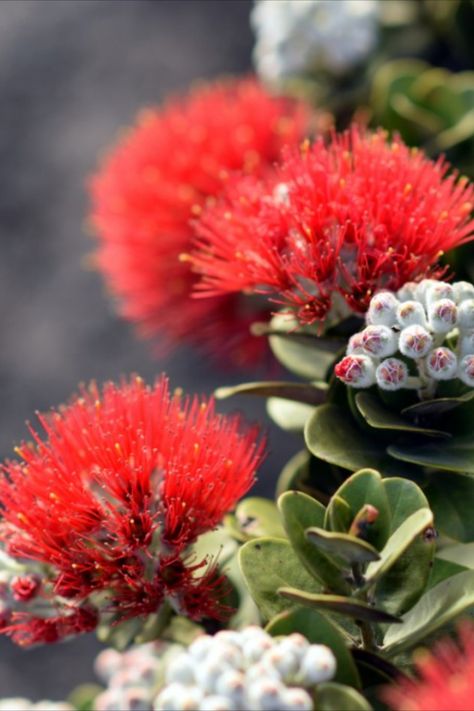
[{"x1": 0, "y1": 0, "x2": 298, "y2": 699}]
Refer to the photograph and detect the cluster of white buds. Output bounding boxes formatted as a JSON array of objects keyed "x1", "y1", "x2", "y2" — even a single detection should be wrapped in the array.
[
  {"x1": 0, "y1": 701, "x2": 72, "y2": 711},
  {"x1": 154, "y1": 627, "x2": 336, "y2": 711},
  {"x1": 335, "y1": 279, "x2": 474, "y2": 392}
]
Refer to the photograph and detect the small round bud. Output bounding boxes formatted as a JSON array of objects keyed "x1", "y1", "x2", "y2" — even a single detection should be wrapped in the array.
[
  {"x1": 426, "y1": 282, "x2": 455, "y2": 307},
  {"x1": 245, "y1": 661, "x2": 281, "y2": 685},
  {"x1": 261, "y1": 645, "x2": 300, "y2": 682},
  {"x1": 396, "y1": 301, "x2": 427, "y2": 328},
  {"x1": 366, "y1": 291, "x2": 399, "y2": 327},
  {"x1": 243, "y1": 634, "x2": 273, "y2": 664},
  {"x1": 334, "y1": 355, "x2": 376, "y2": 388},
  {"x1": 458, "y1": 355, "x2": 474, "y2": 387},
  {"x1": 195, "y1": 658, "x2": 232, "y2": 695},
  {"x1": 399, "y1": 325, "x2": 433, "y2": 359},
  {"x1": 94, "y1": 649, "x2": 124, "y2": 682},
  {"x1": 396, "y1": 282, "x2": 418, "y2": 302},
  {"x1": 246, "y1": 678, "x2": 286, "y2": 711},
  {"x1": 428, "y1": 299, "x2": 458, "y2": 333},
  {"x1": 426, "y1": 348, "x2": 458, "y2": 380},
  {"x1": 277, "y1": 633, "x2": 309, "y2": 663},
  {"x1": 361, "y1": 325, "x2": 398, "y2": 358},
  {"x1": 457, "y1": 299, "x2": 474, "y2": 331},
  {"x1": 0, "y1": 702, "x2": 33, "y2": 711},
  {"x1": 198, "y1": 696, "x2": 233, "y2": 711},
  {"x1": 166, "y1": 653, "x2": 196, "y2": 686},
  {"x1": 414, "y1": 279, "x2": 438, "y2": 306},
  {"x1": 347, "y1": 332, "x2": 365, "y2": 355},
  {"x1": 298, "y1": 645, "x2": 336, "y2": 686},
  {"x1": 10, "y1": 575, "x2": 41, "y2": 602},
  {"x1": 279, "y1": 688, "x2": 313, "y2": 711},
  {"x1": 453, "y1": 281, "x2": 474, "y2": 303},
  {"x1": 188, "y1": 635, "x2": 214, "y2": 660},
  {"x1": 375, "y1": 358, "x2": 409, "y2": 391},
  {"x1": 122, "y1": 687, "x2": 153, "y2": 711},
  {"x1": 215, "y1": 670, "x2": 245, "y2": 707},
  {"x1": 154, "y1": 684, "x2": 203, "y2": 711},
  {"x1": 460, "y1": 331, "x2": 474, "y2": 357}
]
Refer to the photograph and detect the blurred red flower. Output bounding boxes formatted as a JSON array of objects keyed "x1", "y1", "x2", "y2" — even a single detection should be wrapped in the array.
[
  {"x1": 191, "y1": 128, "x2": 474, "y2": 326},
  {"x1": 90, "y1": 77, "x2": 311, "y2": 367},
  {"x1": 0, "y1": 376, "x2": 264, "y2": 645},
  {"x1": 383, "y1": 622, "x2": 474, "y2": 711}
]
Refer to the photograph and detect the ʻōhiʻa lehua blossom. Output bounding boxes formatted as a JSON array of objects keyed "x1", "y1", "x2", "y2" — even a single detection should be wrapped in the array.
[
  {"x1": 89, "y1": 77, "x2": 311, "y2": 367},
  {"x1": 0, "y1": 376, "x2": 264, "y2": 645},
  {"x1": 191, "y1": 128, "x2": 474, "y2": 328}
]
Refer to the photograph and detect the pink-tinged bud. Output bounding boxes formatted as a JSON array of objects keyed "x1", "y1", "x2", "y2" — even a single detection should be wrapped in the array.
[
  {"x1": 347, "y1": 333, "x2": 365, "y2": 355},
  {"x1": 457, "y1": 299, "x2": 474, "y2": 331},
  {"x1": 426, "y1": 347, "x2": 458, "y2": 380},
  {"x1": 10, "y1": 575, "x2": 41, "y2": 602},
  {"x1": 399, "y1": 325, "x2": 433, "y2": 358},
  {"x1": 334, "y1": 355, "x2": 376, "y2": 388},
  {"x1": 414, "y1": 279, "x2": 438, "y2": 306},
  {"x1": 426, "y1": 282, "x2": 455, "y2": 306},
  {"x1": 396, "y1": 300, "x2": 427, "y2": 328},
  {"x1": 375, "y1": 358, "x2": 409, "y2": 391},
  {"x1": 396, "y1": 282, "x2": 418, "y2": 302},
  {"x1": 366, "y1": 291, "x2": 399, "y2": 327},
  {"x1": 428, "y1": 299, "x2": 458, "y2": 333},
  {"x1": 453, "y1": 281, "x2": 474, "y2": 303},
  {"x1": 458, "y1": 355, "x2": 474, "y2": 387},
  {"x1": 361, "y1": 325, "x2": 398, "y2": 358}
]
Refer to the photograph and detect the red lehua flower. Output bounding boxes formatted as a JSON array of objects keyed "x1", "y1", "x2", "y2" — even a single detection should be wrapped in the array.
[
  {"x1": 191, "y1": 128, "x2": 474, "y2": 326},
  {"x1": 0, "y1": 376, "x2": 264, "y2": 644},
  {"x1": 89, "y1": 77, "x2": 311, "y2": 367},
  {"x1": 383, "y1": 621, "x2": 474, "y2": 711}
]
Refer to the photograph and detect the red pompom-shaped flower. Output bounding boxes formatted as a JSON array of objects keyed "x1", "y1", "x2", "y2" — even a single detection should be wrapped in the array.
[
  {"x1": 191, "y1": 128, "x2": 474, "y2": 326},
  {"x1": 0, "y1": 376, "x2": 264, "y2": 645},
  {"x1": 90, "y1": 77, "x2": 311, "y2": 366},
  {"x1": 383, "y1": 622, "x2": 474, "y2": 710}
]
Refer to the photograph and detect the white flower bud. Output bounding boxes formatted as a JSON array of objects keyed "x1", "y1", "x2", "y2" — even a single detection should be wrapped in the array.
[
  {"x1": 122, "y1": 687, "x2": 153, "y2": 711},
  {"x1": 347, "y1": 332, "x2": 365, "y2": 355},
  {"x1": 95, "y1": 690, "x2": 124, "y2": 711},
  {"x1": 298, "y1": 645, "x2": 336, "y2": 686},
  {"x1": 460, "y1": 331, "x2": 474, "y2": 357},
  {"x1": 396, "y1": 300, "x2": 427, "y2": 328},
  {"x1": 214, "y1": 631, "x2": 244, "y2": 648},
  {"x1": 453, "y1": 281, "x2": 474, "y2": 303},
  {"x1": 188, "y1": 636, "x2": 215, "y2": 660},
  {"x1": 426, "y1": 282, "x2": 455, "y2": 307},
  {"x1": 215, "y1": 669, "x2": 246, "y2": 707},
  {"x1": 375, "y1": 358, "x2": 409, "y2": 391},
  {"x1": 361, "y1": 325, "x2": 398, "y2": 358},
  {"x1": 261, "y1": 645, "x2": 300, "y2": 682},
  {"x1": 277, "y1": 633, "x2": 309, "y2": 663},
  {"x1": 414, "y1": 279, "x2": 438, "y2": 306},
  {"x1": 166, "y1": 653, "x2": 196, "y2": 686},
  {"x1": 198, "y1": 696, "x2": 233, "y2": 711},
  {"x1": 366, "y1": 291, "x2": 399, "y2": 327},
  {"x1": 457, "y1": 299, "x2": 474, "y2": 331},
  {"x1": 0, "y1": 702, "x2": 33, "y2": 711},
  {"x1": 426, "y1": 348, "x2": 458, "y2": 380},
  {"x1": 195, "y1": 658, "x2": 233, "y2": 695},
  {"x1": 243, "y1": 635, "x2": 273, "y2": 664},
  {"x1": 94, "y1": 649, "x2": 124, "y2": 682},
  {"x1": 458, "y1": 355, "x2": 474, "y2": 387},
  {"x1": 396, "y1": 282, "x2": 418, "y2": 302},
  {"x1": 399, "y1": 325, "x2": 433, "y2": 359},
  {"x1": 334, "y1": 355, "x2": 376, "y2": 388},
  {"x1": 279, "y1": 688, "x2": 313, "y2": 711},
  {"x1": 154, "y1": 684, "x2": 203, "y2": 711},
  {"x1": 428, "y1": 299, "x2": 458, "y2": 333},
  {"x1": 245, "y1": 678, "x2": 286, "y2": 711},
  {"x1": 245, "y1": 661, "x2": 281, "y2": 684}
]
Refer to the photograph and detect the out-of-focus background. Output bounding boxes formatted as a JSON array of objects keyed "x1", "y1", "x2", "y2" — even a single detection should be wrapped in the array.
[{"x1": 0, "y1": 0, "x2": 298, "y2": 698}]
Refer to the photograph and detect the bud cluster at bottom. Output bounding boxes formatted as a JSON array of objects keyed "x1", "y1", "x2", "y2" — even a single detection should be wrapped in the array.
[{"x1": 0, "y1": 701, "x2": 71, "y2": 711}]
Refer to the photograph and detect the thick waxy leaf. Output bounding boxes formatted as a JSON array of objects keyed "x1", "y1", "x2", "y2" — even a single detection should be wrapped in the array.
[
  {"x1": 305, "y1": 404, "x2": 408, "y2": 477},
  {"x1": 425, "y1": 470, "x2": 474, "y2": 541},
  {"x1": 278, "y1": 587, "x2": 401, "y2": 624},
  {"x1": 234, "y1": 497, "x2": 286, "y2": 539},
  {"x1": 326, "y1": 469, "x2": 391, "y2": 550},
  {"x1": 267, "y1": 398, "x2": 315, "y2": 432},
  {"x1": 382, "y1": 478, "x2": 430, "y2": 530},
  {"x1": 266, "y1": 608, "x2": 360, "y2": 688},
  {"x1": 239, "y1": 538, "x2": 321, "y2": 621},
  {"x1": 215, "y1": 380, "x2": 327, "y2": 405},
  {"x1": 306, "y1": 528, "x2": 380, "y2": 565},
  {"x1": 437, "y1": 542, "x2": 474, "y2": 569},
  {"x1": 402, "y1": 390, "x2": 474, "y2": 418},
  {"x1": 388, "y1": 436, "x2": 474, "y2": 473},
  {"x1": 326, "y1": 495, "x2": 353, "y2": 533},
  {"x1": 276, "y1": 449, "x2": 311, "y2": 496},
  {"x1": 365, "y1": 508, "x2": 434, "y2": 583},
  {"x1": 316, "y1": 682, "x2": 373, "y2": 711},
  {"x1": 383, "y1": 570, "x2": 474, "y2": 656},
  {"x1": 426, "y1": 558, "x2": 468, "y2": 590},
  {"x1": 355, "y1": 391, "x2": 449, "y2": 438},
  {"x1": 351, "y1": 648, "x2": 406, "y2": 687},
  {"x1": 278, "y1": 491, "x2": 349, "y2": 593}
]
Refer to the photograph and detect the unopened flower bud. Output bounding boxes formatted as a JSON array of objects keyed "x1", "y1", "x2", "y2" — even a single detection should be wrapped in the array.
[
  {"x1": 458, "y1": 355, "x2": 474, "y2": 387},
  {"x1": 280, "y1": 688, "x2": 313, "y2": 711},
  {"x1": 399, "y1": 325, "x2": 433, "y2": 358},
  {"x1": 246, "y1": 678, "x2": 286, "y2": 711},
  {"x1": 396, "y1": 301, "x2": 427, "y2": 328},
  {"x1": 166, "y1": 653, "x2": 196, "y2": 685},
  {"x1": 453, "y1": 281, "x2": 474, "y2": 303},
  {"x1": 426, "y1": 282, "x2": 455, "y2": 306},
  {"x1": 199, "y1": 696, "x2": 233, "y2": 711},
  {"x1": 261, "y1": 645, "x2": 300, "y2": 682},
  {"x1": 457, "y1": 299, "x2": 474, "y2": 331},
  {"x1": 426, "y1": 348, "x2": 458, "y2": 380},
  {"x1": 361, "y1": 325, "x2": 398, "y2": 358},
  {"x1": 396, "y1": 282, "x2": 418, "y2": 302},
  {"x1": 298, "y1": 645, "x2": 337, "y2": 686},
  {"x1": 10, "y1": 575, "x2": 41, "y2": 602},
  {"x1": 347, "y1": 332, "x2": 365, "y2": 355},
  {"x1": 375, "y1": 358, "x2": 409, "y2": 391},
  {"x1": 414, "y1": 279, "x2": 438, "y2": 306},
  {"x1": 215, "y1": 669, "x2": 245, "y2": 707},
  {"x1": 334, "y1": 355, "x2": 376, "y2": 388},
  {"x1": 428, "y1": 299, "x2": 458, "y2": 333},
  {"x1": 366, "y1": 291, "x2": 399, "y2": 327},
  {"x1": 460, "y1": 331, "x2": 474, "y2": 357},
  {"x1": 154, "y1": 684, "x2": 203, "y2": 711}
]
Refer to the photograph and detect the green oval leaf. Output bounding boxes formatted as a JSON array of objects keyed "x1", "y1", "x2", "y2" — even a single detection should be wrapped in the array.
[
  {"x1": 306, "y1": 528, "x2": 380, "y2": 565},
  {"x1": 316, "y1": 682, "x2": 373, "y2": 711},
  {"x1": 425, "y1": 470, "x2": 474, "y2": 541},
  {"x1": 401, "y1": 390, "x2": 474, "y2": 418},
  {"x1": 276, "y1": 449, "x2": 311, "y2": 497},
  {"x1": 383, "y1": 570, "x2": 474, "y2": 656},
  {"x1": 326, "y1": 495, "x2": 353, "y2": 533},
  {"x1": 278, "y1": 587, "x2": 401, "y2": 624},
  {"x1": 235, "y1": 497, "x2": 286, "y2": 539},
  {"x1": 238, "y1": 538, "x2": 321, "y2": 621},
  {"x1": 215, "y1": 380, "x2": 327, "y2": 405},
  {"x1": 437, "y1": 542, "x2": 474, "y2": 569},
  {"x1": 388, "y1": 435, "x2": 474, "y2": 473},
  {"x1": 266, "y1": 607, "x2": 360, "y2": 688},
  {"x1": 267, "y1": 398, "x2": 315, "y2": 432},
  {"x1": 355, "y1": 391, "x2": 450, "y2": 438},
  {"x1": 278, "y1": 491, "x2": 349, "y2": 594}
]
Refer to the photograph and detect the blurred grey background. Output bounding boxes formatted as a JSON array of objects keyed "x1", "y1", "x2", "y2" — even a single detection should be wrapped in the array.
[{"x1": 0, "y1": 0, "x2": 299, "y2": 700}]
